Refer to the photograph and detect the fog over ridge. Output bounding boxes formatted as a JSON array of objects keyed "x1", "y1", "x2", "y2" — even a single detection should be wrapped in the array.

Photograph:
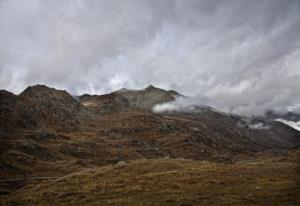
[{"x1": 1, "y1": 0, "x2": 300, "y2": 116}]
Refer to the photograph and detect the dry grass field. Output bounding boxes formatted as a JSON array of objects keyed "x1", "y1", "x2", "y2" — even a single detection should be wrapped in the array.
[{"x1": 2, "y1": 151, "x2": 299, "y2": 206}]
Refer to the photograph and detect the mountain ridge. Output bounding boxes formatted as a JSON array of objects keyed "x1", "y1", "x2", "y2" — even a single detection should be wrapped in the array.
[{"x1": 0, "y1": 84, "x2": 299, "y2": 198}]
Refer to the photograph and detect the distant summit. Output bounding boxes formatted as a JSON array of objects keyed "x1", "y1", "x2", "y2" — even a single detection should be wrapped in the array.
[
  {"x1": 113, "y1": 85, "x2": 182, "y2": 109},
  {"x1": 144, "y1": 84, "x2": 157, "y2": 91},
  {"x1": 79, "y1": 85, "x2": 181, "y2": 113},
  {"x1": 266, "y1": 110, "x2": 300, "y2": 122},
  {"x1": 114, "y1": 88, "x2": 132, "y2": 93}
]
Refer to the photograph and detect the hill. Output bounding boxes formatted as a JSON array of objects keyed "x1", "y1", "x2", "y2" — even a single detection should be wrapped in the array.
[{"x1": 0, "y1": 85, "x2": 80, "y2": 132}]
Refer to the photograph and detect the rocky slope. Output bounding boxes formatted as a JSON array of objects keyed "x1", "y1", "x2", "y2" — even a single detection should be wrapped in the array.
[{"x1": 0, "y1": 85, "x2": 80, "y2": 132}]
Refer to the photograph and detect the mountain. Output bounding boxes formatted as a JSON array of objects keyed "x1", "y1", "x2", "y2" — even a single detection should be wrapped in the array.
[
  {"x1": 79, "y1": 93, "x2": 130, "y2": 113},
  {"x1": 266, "y1": 110, "x2": 300, "y2": 122},
  {"x1": 0, "y1": 85, "x2": 80, "y2": 133},
  {"x1": 113, "y1": 85, "x2": 181, "y2": 109},
  {"x1": 0, "y1": 84, "x2": 299, "y2": 204},
  {"x1": 264, "y1": 110, "x2": 300, "y2": 131},
  {"x1": 78, "y1": 85, "x2": 180, "y2": 114}
]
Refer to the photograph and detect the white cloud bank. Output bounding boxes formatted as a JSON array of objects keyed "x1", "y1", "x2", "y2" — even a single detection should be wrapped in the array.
[
  {"x1": 248, "y1": 123, "x2": 270, "y2": 130},
  {"x1": 152, "y1": 96, "x2": 207, "y2": 113},
  {"x1": 275, "y1": 119, "x2": 300, "y2": 131}
]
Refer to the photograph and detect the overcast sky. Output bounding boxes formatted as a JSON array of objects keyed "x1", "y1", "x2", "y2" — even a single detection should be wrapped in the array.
[{"x1": 0, "y1": 0, "x2": 300, "y2": 116}]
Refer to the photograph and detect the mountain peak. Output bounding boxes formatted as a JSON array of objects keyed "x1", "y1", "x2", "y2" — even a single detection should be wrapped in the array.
[
  {"x1": 19, "y1": 85, "x2": 73, "y2": 101},
  {"x1": 115, "y1": 88, "x2": 133, "y2": 93},
  {"x1": 1, "y1": 84, "x2": 80, "y2": 131},
  {"x1": 145, "y1": 85, "x2": 156, "y2": 90},
  {"x1": 20, "y1": 84, "x2": 57, "y2": 96},
  {"x1": 112, "y1": 85, "x2": 178, "y2": 109}
]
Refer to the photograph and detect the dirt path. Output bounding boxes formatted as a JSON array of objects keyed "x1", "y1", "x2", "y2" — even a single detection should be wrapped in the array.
[{"x1": 0, "y1": 176, "x2": 61, "y2": 183}]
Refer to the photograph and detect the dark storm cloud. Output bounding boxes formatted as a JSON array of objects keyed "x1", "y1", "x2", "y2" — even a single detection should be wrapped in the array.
[{"x1": 0, "y1": 0, "x2": 300, "y2": 116}]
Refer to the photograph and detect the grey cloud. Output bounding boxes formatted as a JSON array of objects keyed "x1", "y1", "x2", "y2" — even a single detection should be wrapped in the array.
[{"x1": 0, "y1": 0, "x2": 300, "y2": 116}]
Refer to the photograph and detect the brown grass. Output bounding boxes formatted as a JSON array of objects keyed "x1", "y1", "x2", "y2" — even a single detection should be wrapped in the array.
[{"x1": 3, "y1": 151, "x2": 300, "y2": 206}]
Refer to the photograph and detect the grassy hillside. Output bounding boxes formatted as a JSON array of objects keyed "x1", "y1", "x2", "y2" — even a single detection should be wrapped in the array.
[{"x1": 4, "y1": 151, "x2": 300, "y2": 206}]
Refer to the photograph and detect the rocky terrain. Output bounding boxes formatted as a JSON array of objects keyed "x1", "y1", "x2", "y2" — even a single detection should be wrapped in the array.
[
  {"x1": 0, "y1": 84, "x2": 299, "y2": 205},
  {"x1": 0, "y1": 85, "x2": 80, "y2": 132}
]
